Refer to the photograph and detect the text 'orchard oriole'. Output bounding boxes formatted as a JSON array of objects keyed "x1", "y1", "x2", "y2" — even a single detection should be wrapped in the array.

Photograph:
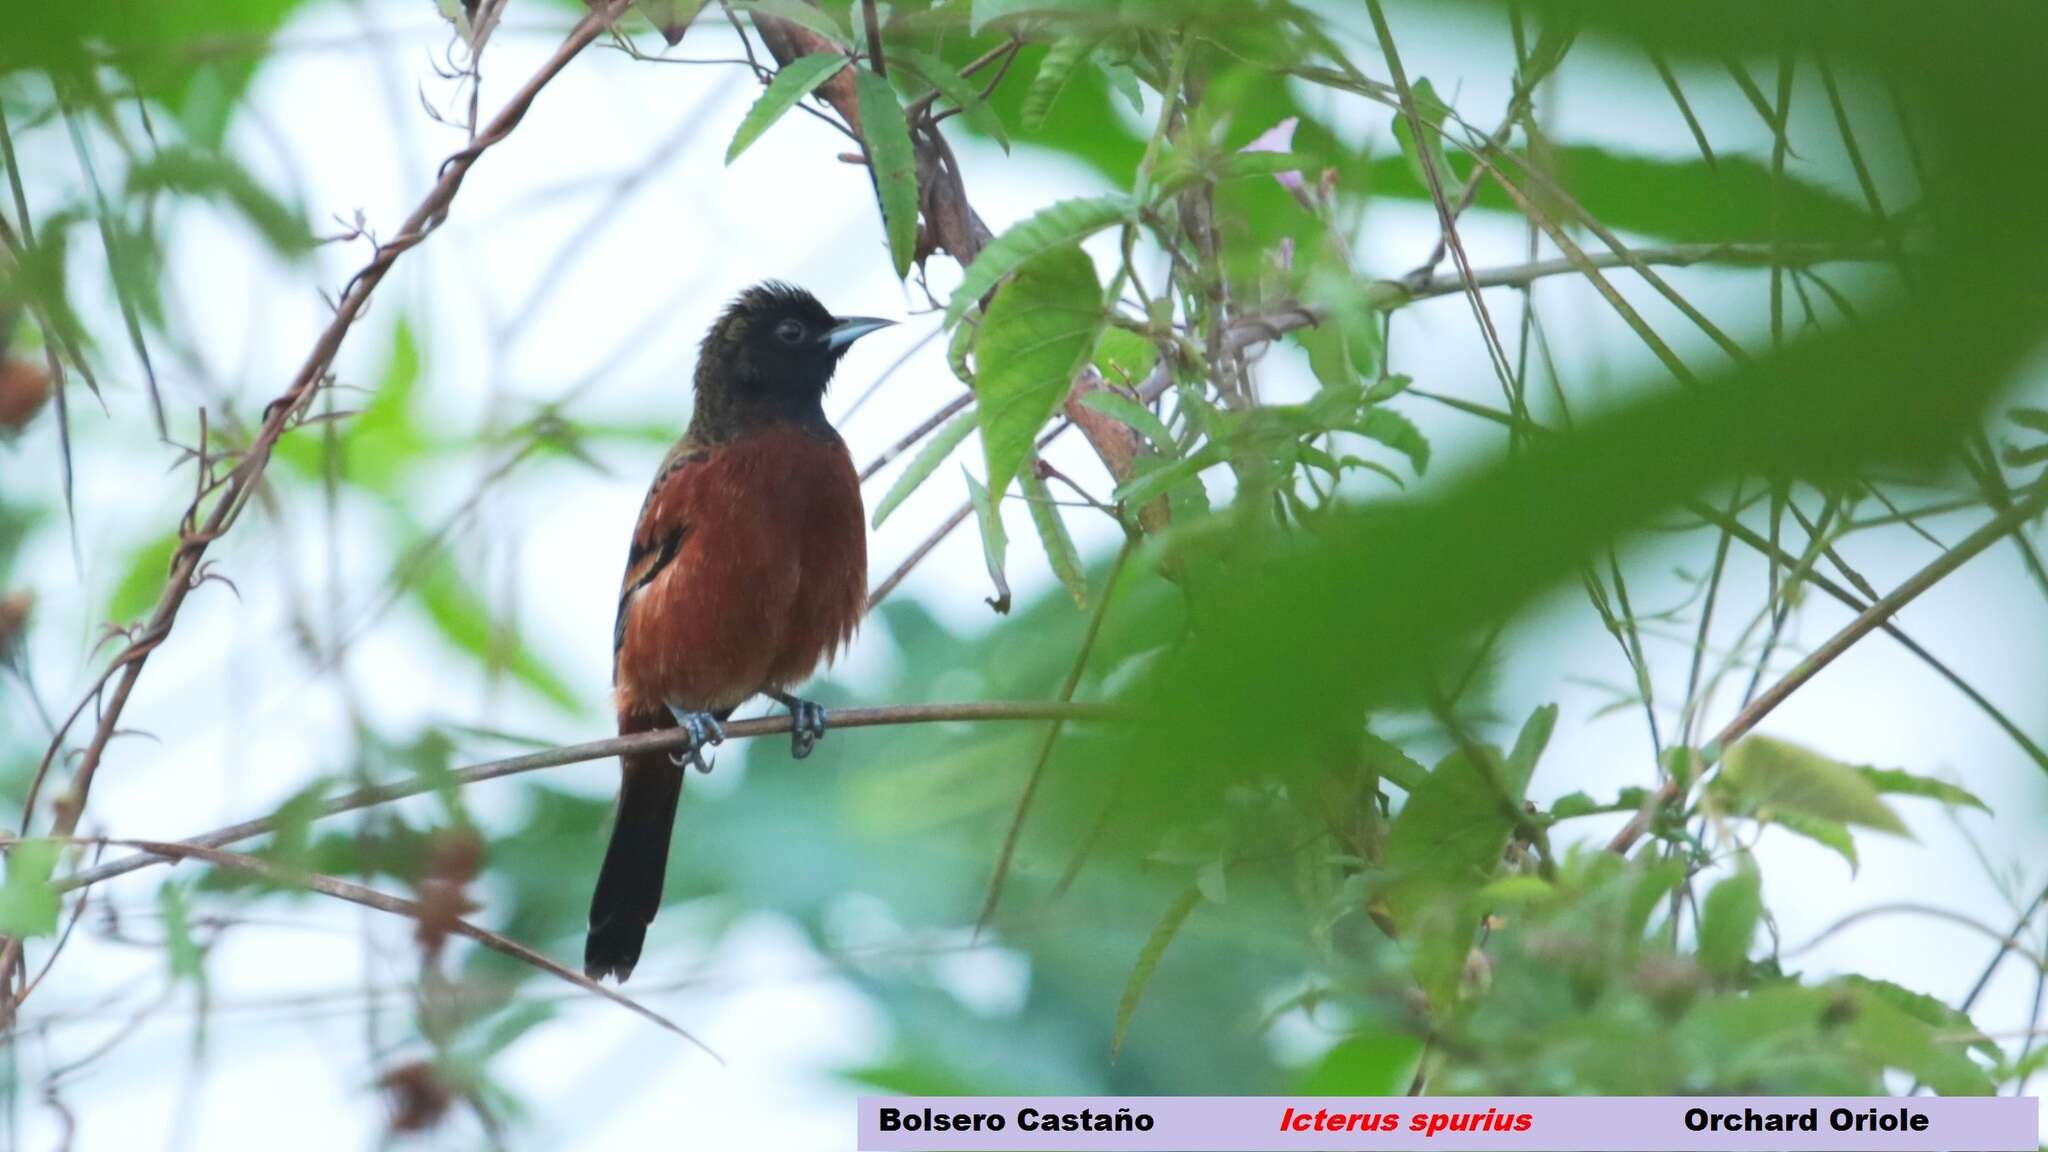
[{"x1": 585, "y1": 282, "x2": 890, "y2": 982}]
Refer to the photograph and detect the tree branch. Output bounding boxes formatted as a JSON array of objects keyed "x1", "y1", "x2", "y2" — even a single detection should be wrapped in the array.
[{"x1": 56, "y1": 701, "x2": 1121, "y2": 897}]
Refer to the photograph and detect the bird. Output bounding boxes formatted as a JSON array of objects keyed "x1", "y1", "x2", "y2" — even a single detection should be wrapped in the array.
[{"x1": 585, "y1": 281, "x2": 891, "y2": 982}]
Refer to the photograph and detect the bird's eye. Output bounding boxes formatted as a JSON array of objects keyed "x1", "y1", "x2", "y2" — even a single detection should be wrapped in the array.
[{"x1": 775, "y1": 318, "x2": 806, "y2": 344}]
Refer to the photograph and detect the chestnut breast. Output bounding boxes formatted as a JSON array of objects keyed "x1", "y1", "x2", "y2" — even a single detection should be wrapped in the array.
[{"x1": 612, "y1": 423, "x2": 867, "y2": 718}]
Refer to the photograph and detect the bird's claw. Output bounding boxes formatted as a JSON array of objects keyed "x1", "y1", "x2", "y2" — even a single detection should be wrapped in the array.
[
  {"x1": 787, "y1": 699, "x2": 828, "y2": 760},
  {"x1": 664, "y1": 706, "x2": 725, "y2": 774}
]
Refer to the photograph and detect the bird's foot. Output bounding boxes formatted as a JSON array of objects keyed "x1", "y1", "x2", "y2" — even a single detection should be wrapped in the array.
[
  {"x1": 770, "y1": 692, "x2": 829, "y2": 760},
  {"x1": 662, "y1": 705, "x2": 725, "y2": 773}
]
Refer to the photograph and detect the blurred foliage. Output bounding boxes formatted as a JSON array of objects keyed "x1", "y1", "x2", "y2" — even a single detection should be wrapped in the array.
[{"x1": 2, "y1": 0, "x2": 2047, "y2": 1141}]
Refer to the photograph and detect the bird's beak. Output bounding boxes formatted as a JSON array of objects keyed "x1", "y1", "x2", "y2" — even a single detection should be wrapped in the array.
[{"x1": 824, "y1": 316, "x2": 895, "y2": 351}]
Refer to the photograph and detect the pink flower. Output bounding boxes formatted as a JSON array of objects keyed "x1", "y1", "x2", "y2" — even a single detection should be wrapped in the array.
[{"x1": 1242, "y1": 117, "x2": 1304, "y2": 192}]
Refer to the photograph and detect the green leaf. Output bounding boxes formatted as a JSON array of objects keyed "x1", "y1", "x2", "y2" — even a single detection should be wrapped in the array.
[
  {"x1": 1716, "y1": 736, "x2": 1909, "y2": 835},
  {"x1": 159, "y1": 879, "x2": 203, "y2": 981},
  {"x1": 1079, "y1": 389, "x2": 1173, "y2": 452},
  {"x1": 636, "y1": 0, "x2": 707, "y2": 45},
  {"x1": 1775, "y1": 812, "x2": 1859, "y2": 872},
  {"x1": 107, "y1": 531, "x2": 178, "y2": 622},
  {"x1": 730, "y1": 0, "x2": 848, "y2": 45},
  {"x1": 2001, "y1": 441, "x2": 2048, "y2": 467},
  {"x1": 947, "y1": 195, "x2": 1130, "y2": 327},
  {"x1": 1695, "y1": 856, "x2": 1761, "y2": 977},
  {"x1": 1838, "y1": 974, "x2": 1997, "y2": 1060},
  {"x1": 417, "y1": 554, "x2": 581, "y2": 714},
  {"x1": 2007, "y1": 406, "x2": 2048, "y2": 435},
  {"x1": 1856, "y1": 766, "x2": 1989, "y2": 813},
  {"x1": 1383, "y1": 745, "x2": 1527, "y2": 930},
  {"x1": 1391, "y1": 76, "x2": 1457, "y2": 189},
  {"x1": 727, "y1": 53, "x2": 850, "y2": 163},
  {"x1": 1091, "y1": 327, "x2": 1158, "y2": 386},
  {"x1": 1113, "y1": 442, "x2": 1224, "y2": 507},
  {"x1": 1021, "y1": 35, "x2": 1098, "y2": 131},
  {"x1": 855, "y1": 69, "x2": 921, "y2": 278},
  {"x1": 894, "y1": 46, "x2": 1009, "y2": 153},
  {"x1": 972, "y1": 245, "x2": 1103, "y2": 500},
  {"x1": 1112, "y1": 884, "x2": 1201, "y2": 1060},
  {"x1": 872, "y1": 406, "x2": 978, "y2": 527},
  {"x1": 0, "y1": 839, "x2": 61, "y2": 938},
  {"x1": 1360, "y1": 730, "x2": 1429, "y2": 795},
  {"x1": 1356, "y1": 407, "x2": 1430, "y2": 476},
  {"x1": 1506, "y1": 703, "x2": 1558, "y2": 782},
  {"x1": 1298, "y1": 1030, "x2": 1425, "y2": 1096},
  {"x1": 125, "y1": 147, "x2": 310, "y2": 256},
  {"x1": 1018, "y1": 459, "x2": 1087, "y2": 608},
  {"x1": 1842, "y1": 979, "x2": 1997, "y2": 1095},
  {"x1": 963, "y1": 469, "x2": 1010, "y2": 614}
]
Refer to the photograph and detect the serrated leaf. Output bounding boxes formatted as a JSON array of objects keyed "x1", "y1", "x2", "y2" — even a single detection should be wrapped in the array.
[
  {"x1": 1112, "y1": 885, "x2": 1201, "y2": 1059},
  {"x1": 1839, "y1": 974, "x2": 1998, "y2": 1059},
  {"x1": 1018, "y1": 460, "x2": 1087, "y2": 608},
  {"x1": 0, "y1": 839, "x2": 61, "y2": 938},
  {"x1": 1717, "y1": 736, "x2": 1909, "y2": 835},
  {"x1": 1079, "y1": 390, "x2": 1172, "y2": 452},
  {"x1": 855, "y1": 69, "x2": 920, "y2": 277},
  {"x1": 947, "y1": 195, "x2": 1130, "y2": 327},
  {"x1": 1696, "y1": 856, "x2": 1761, "y2": 976},
  {"x1": 964, "y1": 469, "x2": 1010, "y2": 614},
  {"x1": 873, "y1": 406, "x2": 978, "y2": 527},
  {"x1": 972, "y1": 245, "x2": 1103, "y2": 500},
  {"x1": 1021, "y1": 35, "x2": 1098, "y2": 131},
  {"x1": 1356, "y1": 407, "x2": 1430, "y2": 475},
  {"x1": 726, "y1": 53, "x2": 850, "y2": 163},
  {"x1": 894, "y1": 46, "x2": 1008, "y2": 152},
  {"x1": 1774, "y1": 812, "x2": 1859, "y2": 872},
  {"x1": 730, "y1": 0, "x2": 848, "y2": 45},
  {"x1": 1856, "y1": 766, "x2": 1989, "y2": 813}
]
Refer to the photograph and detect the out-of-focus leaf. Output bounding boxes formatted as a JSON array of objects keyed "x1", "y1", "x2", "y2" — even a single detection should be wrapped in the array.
[
  {"x1": 417, "y1": 554, "x2": 581, "y2": 713},
  {"x1": 732, "y1": 0, "x2": 849, "y2": 45},
  {"x1": 873, "y1": 407, "x2": 978, "y2": 527},
  {"x1": 2008, "y1": 407, "x2": 2048, "y2": 435},
  {"x1": 1855, "y1": 767, "x2": 1989, "y2": 813},
  {"x1": 107, "y1": 531, "x2": 177, "y2": 622},
  {"x1": 947, "y1": 196, "x2": 1130, "y2": 326},
  {"x1": 1079, "y1": 390, "x2": 1172, "y2": 452},
  {"x1": 1695, "y1": 856, "x2": 1761, "y2": 977},
  {"x1": 1112, "y1": 884, "x2": 1201, "y2": 1059},
  {"x1": 1021, "y1": 35, "x2": 1099, "y2": 131},
  {"x1": 1716, "y1": 737, "x2": 1908, "y2": 835},
  {"x1": 1355, "y1": 408, "x2": 1430, "y2": 476},
  {"x1": 1298, "y1": 1029, "x2": 1425, "y2": 1095},
  {"x1": 972, "y1": 245, "x2": 1103, "y2": 500},
  {"x1": 125, "y1": 147, "x2": 310, "y2": 256},
  {"x1": 1838, "y1": 974, "x2": 1998, "y2": 1060},
  {"x1": 964, "y1": 469, "x2": 1011, "y2": 614},
  {"x1": 856, "y1": 69, "x2": 921, "y2": 277},
  {"x1": 894, "y1": 45, "x2": 1009, "y2": 152},
  {"x1": 1091, "y1": 327, "x2": 1158, "y2": 387},
  {"x1": 0, "y1": 839, "x2": 61, "y2": 938},
  {"x1": 1018, "y1": 460, "x2": 1088, "y2": 608},
  {"x1": 727, "y1": 53, "x2": 850, "y2": 163},
  {"x1": 1841, "y1": 979, "x2": 1996, "y2": 1095},
  {"x1": 159, "y1": 879, "x2": 203, "y2": 981},
  {"x1": 1773, "y1": 812, "x2": 1859, "y2": 872},
  {"x1": 637, "y1": 0, "x2": 708, "y2": 45},
  {"x1": 1383, "y1": 746, "x2": 1527, "y2": 932},
  {"x1": 1391, "y1": 76, "x2": 1457, "y2": 189}
]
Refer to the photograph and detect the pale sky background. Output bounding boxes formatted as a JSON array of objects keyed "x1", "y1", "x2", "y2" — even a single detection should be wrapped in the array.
[{"x1": 3, "y1": 1, "x2": 2045, "y2": 1148}]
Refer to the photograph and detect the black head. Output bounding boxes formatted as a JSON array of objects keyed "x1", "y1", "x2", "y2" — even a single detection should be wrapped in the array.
[{"x1": 692, "y1": 282, "x2": 893, "y2": 432}]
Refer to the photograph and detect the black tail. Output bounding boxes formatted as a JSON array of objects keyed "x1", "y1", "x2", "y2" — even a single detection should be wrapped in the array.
[{"x1": 585, "y1": 712, "x2": 683, "y2": 983}]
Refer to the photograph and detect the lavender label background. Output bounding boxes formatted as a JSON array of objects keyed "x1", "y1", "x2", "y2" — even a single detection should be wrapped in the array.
[{"x1": 857, "y1": 1096, "x2": 2039, "y2": 1152}]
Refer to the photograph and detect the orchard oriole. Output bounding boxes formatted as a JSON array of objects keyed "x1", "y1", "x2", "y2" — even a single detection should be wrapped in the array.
[{"x1": 585, "y1": 282, "x2": 890, "y2": 982}]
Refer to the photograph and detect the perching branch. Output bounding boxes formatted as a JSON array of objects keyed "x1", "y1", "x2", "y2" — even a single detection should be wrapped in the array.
[{"x1": 56, "y1": 701, "x2": 1121, "y2": 897}]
